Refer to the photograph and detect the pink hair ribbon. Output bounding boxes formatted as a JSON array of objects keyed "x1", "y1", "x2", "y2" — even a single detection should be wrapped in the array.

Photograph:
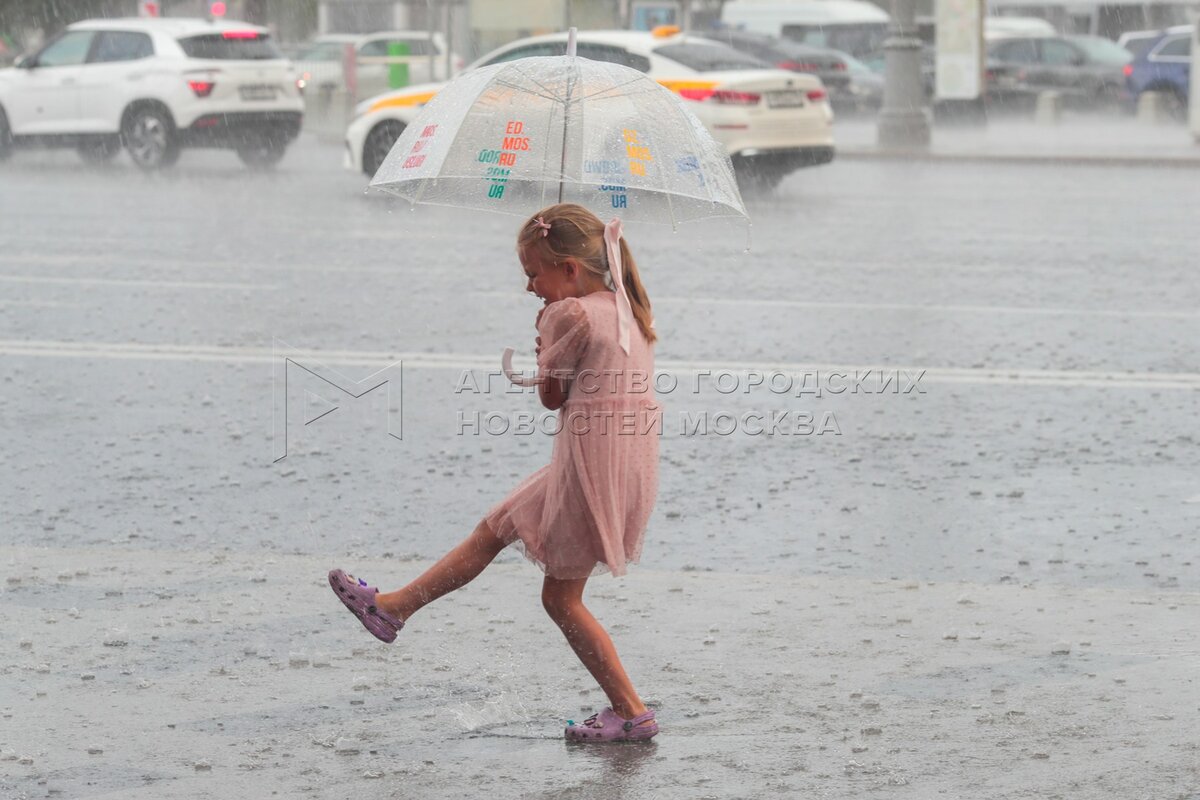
[
  {"x1": 604, "y1": 217, "x2": 634, "y2": 356},
  {"x1": 532, "y1": 216, "x2": 551, "y2": 237}
]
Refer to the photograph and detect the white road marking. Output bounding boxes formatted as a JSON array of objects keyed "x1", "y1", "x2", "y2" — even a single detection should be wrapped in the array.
[
  {"x1": 0, "y1": 300, "x2": 82, "y2": 308},
  {"x1": 2, "y1": 339, "x2": 1198, "y2": 390},
  {"x1": 472, "y1": 291, "x2": 1200, "y2": 320},
  {"x1": 0, "y1": 275, "x2": 273, "y2": 291},
  {"x1": 2, "y1": 253, "x2": 421, "y2": 276}
]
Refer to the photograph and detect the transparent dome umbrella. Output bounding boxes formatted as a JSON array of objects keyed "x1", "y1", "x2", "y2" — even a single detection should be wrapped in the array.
[
  {"x1": 369, "y1": 34, "x2": 748, "y2": 226},
  {"x1": 368, "y1": 30, "x2": 749, "y2": 384}
]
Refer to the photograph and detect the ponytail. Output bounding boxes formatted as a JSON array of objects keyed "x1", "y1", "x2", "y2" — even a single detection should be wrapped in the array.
[{"x1": 618, "y1": 238, "x2": 656, "y2": 345}]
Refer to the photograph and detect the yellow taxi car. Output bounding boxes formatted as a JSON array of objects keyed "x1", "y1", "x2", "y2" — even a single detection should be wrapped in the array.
[{"x1": 344, "y1": 27, "x2": 834, "y2": 189}]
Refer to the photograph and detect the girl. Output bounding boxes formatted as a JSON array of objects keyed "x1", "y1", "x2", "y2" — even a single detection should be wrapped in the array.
[{"x1": 329, "y1": 203, "x2": 662, "y2": 743}]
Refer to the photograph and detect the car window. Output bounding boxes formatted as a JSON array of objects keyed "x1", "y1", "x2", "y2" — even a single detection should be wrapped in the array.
[
  {"x1": 990, "y1": 39, "x2": 1038, "y2": 63},
  {"x1": 575, "y1": 43, "x2": 651, "y2": 72},
  {"x1": 1155, "y1": 35, "x2": 1191, "y2": 58},
  {"x1": 1121, "y1": 35, "x2": 1159, "y2": 59},
  {"x1": 89, "y1": 31, "x2": 154, "y2": 63},
  {"x1": 298, "y1": 42, "x2": 345, "y2": 61},
  {"x1": 481, "y1": 42, "x2": 567, "y2": 66},
  {"x1": 652, "y1": 42, "x2": 769, "y2": 71},
  {"x1": 360, "y1": 38, "x2": 438, "y2": 57},
  {"x1": 178, "y1": 32, "x2": 283, "y2": 60},
  {"x1": 781, "y1": 23, "x2": 888, "y2": 58},
  {"x1": 36, "y1": 30, "x2": 95, "y2": 67},
  {"x1": 1039, "y1": 39, "x2": 1080, "y2": 65},
  {"x1": 1067, "y1": 36, "x2": 1131, "y2": 65}
]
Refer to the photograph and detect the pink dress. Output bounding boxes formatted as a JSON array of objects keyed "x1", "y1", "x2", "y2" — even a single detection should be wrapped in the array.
[{"x1": 485, "y1": 291, "x2": 661, "y2": 579}]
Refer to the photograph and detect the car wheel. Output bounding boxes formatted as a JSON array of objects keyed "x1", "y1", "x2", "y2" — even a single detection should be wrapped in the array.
[
  {"x1": 122, "y1": 106, "x2": 180, "y2": 170},
  {"x1": 236, "y1": 141, "x2": 288, "y2": 169},
  {"x1": 0, "y1": 107, "x2": 12, "y2": 162},
  {"x1": 77, "y1": 138, "x2": 122, "y2": 164},
  {"x1": 362, "y1": 120, "x2": 405, "y2": 177}
]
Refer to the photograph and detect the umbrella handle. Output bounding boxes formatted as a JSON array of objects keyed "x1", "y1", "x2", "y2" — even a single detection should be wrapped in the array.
[{"x1": 502, "y1": 346, "x2": 540, "y2": 387}]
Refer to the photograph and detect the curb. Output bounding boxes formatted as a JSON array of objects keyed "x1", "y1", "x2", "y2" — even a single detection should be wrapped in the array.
[{"x1": 837, "y1": 147, "x2": 1200, "y2": 169}]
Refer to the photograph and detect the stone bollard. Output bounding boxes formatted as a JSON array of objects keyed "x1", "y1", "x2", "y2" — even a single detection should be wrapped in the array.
[
  {"x1": 303, "y1": 87, "x2": 354, "y2": 142},
  {"x1": 329, "y1": 88, "x2": 354, "y2": 138},
  {"x1": 1136, "y1": 91, "x2": 1168, "y2": 124},
  {"x1": 1034, "y1": 91, "x2": 1062, "y2": 125}
]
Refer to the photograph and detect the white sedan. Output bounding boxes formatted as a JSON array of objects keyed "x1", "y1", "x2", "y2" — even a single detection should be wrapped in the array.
[{"x1": 344, "y1": 28, "x2": 834, "y2": 188}]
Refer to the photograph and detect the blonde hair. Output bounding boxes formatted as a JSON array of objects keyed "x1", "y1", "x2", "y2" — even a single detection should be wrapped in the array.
[{"x1": 517, "y1": 203, "x2": 656, "y2": 345}]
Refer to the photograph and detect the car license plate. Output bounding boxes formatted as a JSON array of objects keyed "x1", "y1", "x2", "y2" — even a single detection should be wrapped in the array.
[
  {"x1": 766, "y1": 90, "x2": 806, "y2": 108},
  {"x1": 239, "y1": 85, "x2": 276, "y2": 101}
]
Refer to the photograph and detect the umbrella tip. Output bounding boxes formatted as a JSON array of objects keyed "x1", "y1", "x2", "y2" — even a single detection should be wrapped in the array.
[{"x1": 567, "y1": 27, "x2": 577, "y2": 58}]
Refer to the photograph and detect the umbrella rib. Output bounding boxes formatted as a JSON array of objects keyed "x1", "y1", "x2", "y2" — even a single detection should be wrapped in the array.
[
  {"x1": 557, "y1": 60, "x2": 578, "y2": 204},
  {"x1": 489, "y1": 76, "x2": 562, "y2": 105},
  {"x1": 497, "y1": 63, "x2": 570, "y2": 104},
  {"x1": 538, "y1": 88, "x2": 559, "y2": 208},
  {"x1": 574, "y1": 75, "x2": 655, "y2": 103}
]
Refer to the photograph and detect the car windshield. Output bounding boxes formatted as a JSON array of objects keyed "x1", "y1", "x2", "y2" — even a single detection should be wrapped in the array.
[
  {"x1": 1068, "y1": 36, "x2": 1132, "y2": 65},
  {"x1": 653, "y1": 42, "x2": 770, "y2": 71},
  {"x1": 178, "y1": 32, "x2": 283, "y2": 60}
]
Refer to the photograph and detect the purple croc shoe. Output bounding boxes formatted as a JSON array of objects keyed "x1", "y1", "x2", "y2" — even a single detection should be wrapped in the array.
[
  {"x1": 565, "y1": 707, "x2": 658, "y2": 743},
  {"x1": 328, "y1": 569, "x2": 404, "y2": 644}
]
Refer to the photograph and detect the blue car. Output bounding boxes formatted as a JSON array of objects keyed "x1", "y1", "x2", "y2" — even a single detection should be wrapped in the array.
[{"x1": 1125, "y1": 25, "x2": 1192, "y2": 119}]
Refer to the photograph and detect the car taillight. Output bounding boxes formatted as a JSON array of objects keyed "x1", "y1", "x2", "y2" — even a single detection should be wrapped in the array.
[
  {"x1": 1122, "y1": 64, "x2": 1133, "y2": 77},
  {"x1": 831, "y1": 62, "x2": 847, "y2": 71},
  {"x1": 714, "y1": 90, "x2": 761, "y2": 104},
  {"x1": 222, "y1": 30, "x2": 259, "y2": 39},
  {"x1": 680, "y1": 87, "x2": 761, "y2": 104},
  {"x1": 188, "y1": 79, "x2": 215, "y2": 98},
  {"x1": 777, "y1": 60, "x2": 820, "y2": 72},
  {"x1": 806, "y1": 88, "x2": 827, "y2": 102}
]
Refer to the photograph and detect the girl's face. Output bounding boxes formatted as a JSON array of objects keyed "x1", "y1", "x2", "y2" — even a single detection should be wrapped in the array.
[{"x1": 520, "y1": 247, "x2": 574, "y2": 304}]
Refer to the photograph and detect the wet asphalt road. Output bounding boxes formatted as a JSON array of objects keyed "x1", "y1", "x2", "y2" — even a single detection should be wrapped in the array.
[{"x1": 2, "y1": 133, "x2": 1198, "y2": 593}]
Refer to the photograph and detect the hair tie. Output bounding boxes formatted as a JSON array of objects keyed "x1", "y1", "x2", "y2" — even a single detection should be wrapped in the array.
[{"x1": 532, "y1": 217, "x2": 551, "y2": 238}]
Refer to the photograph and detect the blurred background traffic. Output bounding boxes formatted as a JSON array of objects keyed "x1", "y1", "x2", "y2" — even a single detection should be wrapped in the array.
[{"x1": 0, "y1": 0, "x2": 1195, "y2": 181}]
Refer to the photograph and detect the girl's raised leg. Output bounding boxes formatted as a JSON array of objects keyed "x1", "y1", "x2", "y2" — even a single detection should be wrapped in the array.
[
  {"x1": 374, "y1": 519, "x2": 507, "y2": 622},
  {"x1": 541, "y1": 576, "x2": 653, "y2": 725}
]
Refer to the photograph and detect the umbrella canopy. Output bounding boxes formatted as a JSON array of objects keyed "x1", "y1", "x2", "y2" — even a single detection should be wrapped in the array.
[{"x1": 368, "y1": 50, "x2": 748, "y2": 226}]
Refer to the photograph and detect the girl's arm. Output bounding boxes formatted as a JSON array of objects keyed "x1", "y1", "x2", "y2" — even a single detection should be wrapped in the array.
[
  {"x1": 535, "y1": 330, "x2": 569, "y2": 410},
  {"x1": 538, "y1": 374, "x2": 569, "y2": 411}
]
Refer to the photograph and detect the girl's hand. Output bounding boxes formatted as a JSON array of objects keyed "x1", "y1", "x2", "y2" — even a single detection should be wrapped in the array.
[
  {"x1": 535, "y1": 335, "x2": 542, "y2": 358},
  {"x1": 535, "y1": 305, "x2": 547, "y2": 328}
]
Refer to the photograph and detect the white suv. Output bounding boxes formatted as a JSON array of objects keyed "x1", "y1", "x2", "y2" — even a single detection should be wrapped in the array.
[{"x1": 0, "y1": 17, "x2": 305, "y2": 169}]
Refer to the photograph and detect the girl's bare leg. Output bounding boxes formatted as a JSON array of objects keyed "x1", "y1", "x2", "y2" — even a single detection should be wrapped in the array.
[
  {"x1": 542, "y1": 576, "x2": 653, "y2": 725},
  {"x1": 374, "y1": 519, "x2": 507, "y2": 621}
]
